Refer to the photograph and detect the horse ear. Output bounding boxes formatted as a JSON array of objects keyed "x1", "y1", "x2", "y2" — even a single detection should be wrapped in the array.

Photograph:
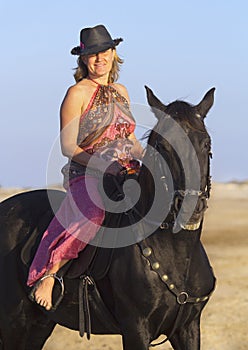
[
  {"x1": 145, "y1": 85, "x2": 167, "y2": 120},
  {"x1": 194, "y1": 87, "x2": 215, "y2": 118}
]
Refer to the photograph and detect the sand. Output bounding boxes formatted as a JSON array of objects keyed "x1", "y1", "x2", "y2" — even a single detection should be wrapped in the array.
[{"x1": 1, "y1": 182, "x2": 247, "y2": 349}]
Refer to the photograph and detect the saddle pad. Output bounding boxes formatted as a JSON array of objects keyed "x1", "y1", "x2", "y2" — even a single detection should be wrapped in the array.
[{"x1": 64, "y1": 242, "x2": 114, "y2": 280}]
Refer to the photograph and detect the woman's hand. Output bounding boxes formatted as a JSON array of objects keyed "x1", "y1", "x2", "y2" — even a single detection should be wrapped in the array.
[
  {"x1": 128, "y1": 133, "x2": 144, "y2": 160},
  {"x1": 105, "y1": 161, "x2": 126, "y2": 176}
]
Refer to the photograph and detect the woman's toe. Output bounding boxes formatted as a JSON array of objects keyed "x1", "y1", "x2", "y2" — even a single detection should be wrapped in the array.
[
  {"x1": 35, "y1": 296, "x2": 41, "y2": 304},
  {"x1": 45, "y1": 303, "x2": 52, "y2": 311},
  {"x1": 40, "y1": 299, "x2": 47, "y2": 307}
]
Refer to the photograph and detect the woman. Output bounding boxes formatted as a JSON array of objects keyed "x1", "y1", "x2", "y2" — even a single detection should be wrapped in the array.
[{"x1": 27, "y1": 24, "x2": 143, "y2": 311}]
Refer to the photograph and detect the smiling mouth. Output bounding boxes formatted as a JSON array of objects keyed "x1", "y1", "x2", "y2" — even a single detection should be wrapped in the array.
[{"x1": 95, "y1": 63, "x2": 105, "y2": 68}]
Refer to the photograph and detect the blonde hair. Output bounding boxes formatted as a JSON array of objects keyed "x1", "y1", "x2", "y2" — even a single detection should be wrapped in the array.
[{"x1": 73, "y1": 49, "x2": 124, "y2": 83}]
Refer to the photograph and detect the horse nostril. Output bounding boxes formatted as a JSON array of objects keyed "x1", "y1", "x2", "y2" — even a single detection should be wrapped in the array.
[{"x1": 174, "y1": 196, "x2": 182, "y2": 212}]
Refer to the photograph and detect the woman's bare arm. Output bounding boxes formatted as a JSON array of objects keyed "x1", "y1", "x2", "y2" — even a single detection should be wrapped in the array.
[
  {"x1": 113, "y1": 84, "x2": 144, "y2": 159},
  {"x1": 60, "y1": 85, "x2": 115, "y2": 172}
]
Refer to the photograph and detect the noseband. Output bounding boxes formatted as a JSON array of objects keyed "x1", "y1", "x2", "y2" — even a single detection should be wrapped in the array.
[{"x1": 152, "y1": 140, "x2": 212, "y2": 230}]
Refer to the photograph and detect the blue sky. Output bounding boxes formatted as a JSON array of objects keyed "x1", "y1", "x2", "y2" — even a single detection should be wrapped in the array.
[{"x1": 0, "y1": 0, "x2": 247, "y2": 187}]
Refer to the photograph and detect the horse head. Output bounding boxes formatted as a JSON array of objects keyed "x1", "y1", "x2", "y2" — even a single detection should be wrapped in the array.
[{"x1": 145, "y1": 86, "x2": 215, "y2": 232}]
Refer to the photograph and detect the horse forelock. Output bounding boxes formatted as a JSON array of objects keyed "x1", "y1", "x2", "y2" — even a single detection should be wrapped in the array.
[
  {"x1": 144, "y1": 100, "x2": 208, "y2": 148},
  {"x1": 139, "y1": 97, "x2": 211, "y2": 189},
  {"x1": 166, "y1": 100, "x2": 207, "y2": 134}
]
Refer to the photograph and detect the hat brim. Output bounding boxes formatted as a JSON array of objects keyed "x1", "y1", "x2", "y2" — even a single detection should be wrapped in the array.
[{"x1": 71, "y1": 38, "x2": 123, "y2": 56}]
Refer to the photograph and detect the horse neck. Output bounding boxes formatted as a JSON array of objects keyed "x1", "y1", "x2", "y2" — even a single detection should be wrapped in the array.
[
  {"x1": 135, "y1": 150, "x2": 169, "y2": 220},
  {"x1": 136, "y1": 164, "x2": 155, "y2": 215},
  {"x1": 137, "y1": 149, "x2": 203, "y2": 254},
  {"x1": 144, "y1": 228, "x2": 202, "y2": 288},
  {"x1": 136, "y1": 147, "x2": 174, "y2": 222}
]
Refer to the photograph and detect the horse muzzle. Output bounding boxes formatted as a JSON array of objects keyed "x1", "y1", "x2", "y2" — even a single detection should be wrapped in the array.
[{"x1": 173, "y1": 192, "x2": 208, "y2": 231}]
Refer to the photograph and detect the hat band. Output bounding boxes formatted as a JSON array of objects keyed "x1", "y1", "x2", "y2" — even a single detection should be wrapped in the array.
[{"x1": 80, "y1": 40, "x2": 115, "y2": 52}]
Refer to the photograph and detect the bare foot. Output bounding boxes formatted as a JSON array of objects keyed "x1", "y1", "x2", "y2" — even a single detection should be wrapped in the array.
[{"x1": 34, "y1": 276, "x2": 55, "y2": 311}]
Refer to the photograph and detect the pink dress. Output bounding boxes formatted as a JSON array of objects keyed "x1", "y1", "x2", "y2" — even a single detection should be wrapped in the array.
[{"x1": 27, "y1": 82, "x2": 136, "y2": 287}]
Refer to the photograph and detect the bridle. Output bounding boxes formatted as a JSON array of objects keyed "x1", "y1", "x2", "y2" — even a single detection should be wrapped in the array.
[{"x1": 151, "y1": 139, "x2": 212, "y2": 230}]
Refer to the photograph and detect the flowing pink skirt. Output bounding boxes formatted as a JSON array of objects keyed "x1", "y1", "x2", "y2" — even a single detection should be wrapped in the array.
[{"x1": 27, "y1": 175, "x2": 105, "y2": 287}]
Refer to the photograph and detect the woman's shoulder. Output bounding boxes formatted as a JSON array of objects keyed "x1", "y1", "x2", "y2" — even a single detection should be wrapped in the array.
[
  {"x1": 66, "y1": 79, "x2": 91, "y2": 94},
  {"x1": 65, "y1": 80, "x2": 95, "y2": 102}
]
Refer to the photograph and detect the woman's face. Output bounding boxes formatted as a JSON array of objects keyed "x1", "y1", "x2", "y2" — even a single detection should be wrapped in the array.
[{"x1": 82, "y1": 48, "x2": 114, "y2": 79}]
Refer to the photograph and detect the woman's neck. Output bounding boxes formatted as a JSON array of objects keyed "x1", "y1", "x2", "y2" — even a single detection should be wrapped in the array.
[{"x1": 87, "y1": 74, "x2": 109, "y2": 86}]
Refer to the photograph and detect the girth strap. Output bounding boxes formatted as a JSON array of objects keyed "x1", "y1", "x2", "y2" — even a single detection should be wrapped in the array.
[
  {"x1": 78, "y1": 275, "x2": 120, "y2": 339},
  {"x1": 79, "y1": 275, "x2": 94, "y2": 339}
]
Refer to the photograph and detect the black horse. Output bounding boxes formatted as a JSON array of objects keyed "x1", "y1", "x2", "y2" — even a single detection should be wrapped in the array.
[{"x1": 0, "y1": 86, "x2": 216, "y2": 350}]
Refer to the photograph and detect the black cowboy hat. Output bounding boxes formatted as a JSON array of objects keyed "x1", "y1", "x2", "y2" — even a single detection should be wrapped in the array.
[{"x1": 71, "y1": 24, "x2": 123, "y2": 56}]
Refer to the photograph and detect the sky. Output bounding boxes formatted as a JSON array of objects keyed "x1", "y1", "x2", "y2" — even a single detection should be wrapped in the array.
[{"x1": 0, "y1": 0, "x2": 247, "y2": 187}]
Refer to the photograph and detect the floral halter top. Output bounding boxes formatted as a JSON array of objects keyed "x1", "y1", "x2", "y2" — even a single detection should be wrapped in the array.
[{"x1": 77, "y1": 80, "x2": 136, "y2": 167}]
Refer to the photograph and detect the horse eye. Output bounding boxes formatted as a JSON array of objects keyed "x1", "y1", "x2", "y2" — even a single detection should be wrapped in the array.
[{"x1": 204, "y1": 141, "x2": 211, "y2": 150}]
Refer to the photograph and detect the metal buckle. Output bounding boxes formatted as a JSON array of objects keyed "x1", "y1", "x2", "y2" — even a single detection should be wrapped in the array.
[
  {"x1": 177, "y1": 291, "x2": 188, "y2": 304},
  {"x1": 160, "y1": 222, "x2": 169, "y2": 230}
]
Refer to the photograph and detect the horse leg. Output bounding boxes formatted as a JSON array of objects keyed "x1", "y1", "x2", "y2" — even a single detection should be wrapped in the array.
[
  {"x1": 0, "y1": 332, "x2": 3, "y2": 350},
  {"x1": 0, "y1": 294, "x2": 56, "y2": 350},
  {"x1": 0, "y1": 312, "x2": 55, "y2": 350},
  {"x1": 0, "y1": 321, "x2": 55, "y2": 350},
  {"x1": 122, "y1": 334, "x2": 150, "y2": 350},
  {"x1": 0, "y1": 302, "x2": 29, "y2": 350},
  {"x1": 0, "y1": 326, "x2": 27, "y2": 350},
  {"x1": 169, "y1": 317, "x2": 201, "y2": 350},
  {"x1": 23, "y1": 317, "x2": 56, "y2": 350},
  {"x1": 120, "y1": 321, "x2": 151, "y2": 350}
]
